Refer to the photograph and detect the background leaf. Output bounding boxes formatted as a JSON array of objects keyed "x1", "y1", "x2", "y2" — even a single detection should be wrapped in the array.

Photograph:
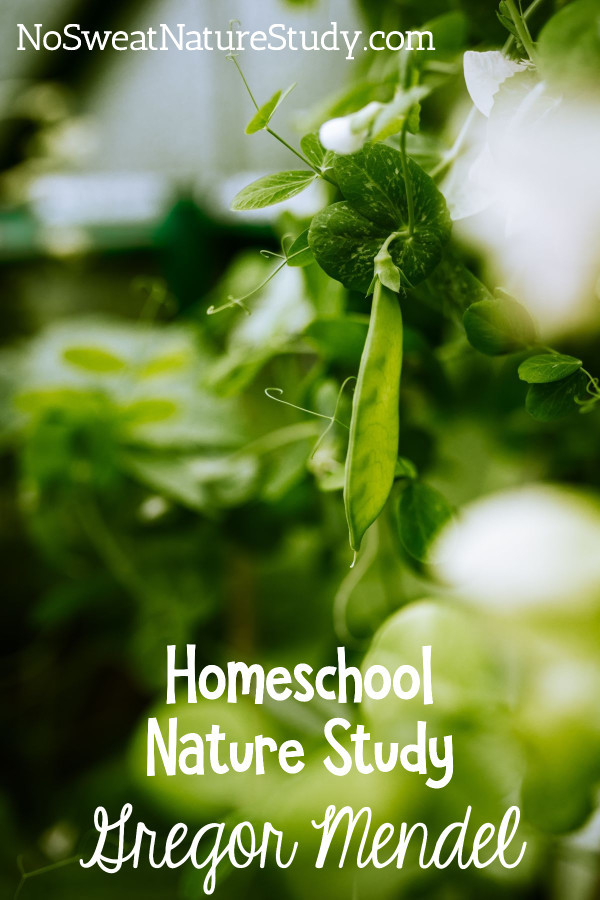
[{"x1": 63, "y1": 346, "x2": 127, "y2": 373}]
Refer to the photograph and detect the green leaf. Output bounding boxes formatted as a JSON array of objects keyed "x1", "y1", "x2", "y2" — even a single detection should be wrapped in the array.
[
  {"x1": 369, "y1": 87, "x2": 429, "y2": 142},
  {"x1": 309, "y1": 203, "x2": 391, "y2": 293},
  {"x1": 395, "y1": 457, "x2": 418, "y2": 480},
  {"x1": 63, "y1": 346, "x2": 126, "y2": 373},
  {"x1": 121, "y1": 399, "x2": 178, "y2": 424},
  {"x1": 245, "y1": 84, "x2": 295, "y2": 134},
  {"x1": 286, "y1": 230, "x2": 314, "y2": 268},
  {"x1": 300, "y1": 133, "x2": 335, "y2": 172},
  {"x1": 522, "y1": 765, "x2": 595, "y2": 835},
  {"x1": 231, "y1": 171, "x2": 317, "y2": 211},
  {"x1": 518, "y1": 354, "x2": 583, "y2": 384},
  {"x1": 526, "y1": 371, "x2": 589, "y2": 421},
  {"x1": 538, "y1": 0, "x2": 600, "y2": 95},
  {"x1": 138, "y1": 350, "x2": 189, "y2": 378},
  {"x1": 121, "y1": 452, "x2": 258, "y2": 511},
  {"x1": 309, "y1": 144, "x2": 451, "y2": 293},
  {"x1": 398, "y1": 482, "x2": 454, "y2": 563},
  {"x1": 304, "y1": 316, "x2": 369, "y2": 367},
  {"x1": 422, "y1": 11, "x2": 468, "y2": 56},
  {"x1": 412, "y1": 250, "x2": 493, "y2": 320},
  {"x1": 246, "y1": 91, "x2": 281, "y2": 134},
  {"x1": 463, "y1": 297, "x2": 536, "y2": 355}
]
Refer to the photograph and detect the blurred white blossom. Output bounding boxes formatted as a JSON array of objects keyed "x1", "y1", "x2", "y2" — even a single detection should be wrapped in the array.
[
  {"x1": 463, "y1": 50, "x2": 526, "y2": 117},
  {"x1": 444, "y1": 53, "x2": 600, "y2": 336},
  {"x1": 433, "y1": 485, "x2": 600, "y2": 613}
]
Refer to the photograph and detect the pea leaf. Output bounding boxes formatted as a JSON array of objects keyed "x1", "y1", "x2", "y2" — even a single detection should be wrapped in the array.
[
  {"x1": 518, "y1": 354, "x2": 582, "y2": 384},
  {"x1": 463, "y1": 296, "x2": 536, "y2": 355},
  {"x1": 411, "y1": 249, "x2": 492, "y2": 320},
  {"x1": 538, "y1": 0, "x2": 600, "y2": 95},
  {"x1": 300, "y1": 133, "x2": 335, "y2": 172},
  {"x1": 138, "y1": 350, "x2": 189, "y2": 378},
  {"x1": 63, "y1": 346, "x2": 126, "y2": 373},
  {"x1": 286, "y1": 230, "x2": 314, "y2": 268},
  {"x1": 334, "y1": 143, "x2": 449, "y2": 236},
  {"x1": 309, "y1": 203, "x2": 392, "y2": 293},
  {"x1": 526, "y1": 371, "x2": 589, "y2": 421},
  {"x1": 245, "y1": 84, "x2": 296, "y2": 134},
  {"x1": 121, "y1": 452, "x2": 258, "y2": 511},
  {"x1": 231, "y1": 171, "x2": 317, "y2": 211},
  {"x1": 398, "y1": 482, "x2": 454, "y2": 563},
  {"x1": 121, "y1": 399, "x2": 178, "y2": 424},
  {"x1": 395, "y1": 457, "x2": 418, "y2": 480},
  {"x1": 309, "y1": 144, "x2": 450, "y2": 293}
]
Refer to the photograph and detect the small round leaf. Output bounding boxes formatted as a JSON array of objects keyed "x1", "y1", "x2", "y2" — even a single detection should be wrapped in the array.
[
  {"x1": 518, "y1": 354, "x2": 582, "y2": 384},
  {"x1": 463, "y1": 297, "x2": 536, "y2": 355}
]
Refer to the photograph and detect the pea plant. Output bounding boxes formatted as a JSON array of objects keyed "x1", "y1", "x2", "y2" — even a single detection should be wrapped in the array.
[
  {"x1": 222, "y1": 0, "x2": 600, "y2": 564},
  {"x1": 2, "y1": 3, "x2": 600, "y2": 897}
]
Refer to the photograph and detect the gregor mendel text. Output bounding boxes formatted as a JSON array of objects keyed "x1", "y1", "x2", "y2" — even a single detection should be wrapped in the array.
[{"x1": 80, "y1": 645, "x2": 527, "y2": 892}]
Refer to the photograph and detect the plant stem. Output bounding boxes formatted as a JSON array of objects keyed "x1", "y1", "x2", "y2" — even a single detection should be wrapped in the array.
[
  {"x1": 505, "y1": 0, "x2": 537, "y2": 61},
  {"x1": 266, "y1": 127, "x2": 312, "y2": 168},
  {"x1": 267, "y1": 127, "x2": 337, "y2": 186},
  {"x1": 207, "y1": 244, "x2": 310, "y2": 316},
  {"x1": 228, "y1": 53, "x2": 335, "y2": 184},
  {"x1": 15, "y1": 856, "x2": 81, "y2": 900},
  {"x1": 503, "y1": 0, "x2": 545, "y2": 54},
  {"x1": 229, "y1": 54, "x2": 260, "y2": 111},
  {"x1": 400, "y1": 122, "x2": 415, "y2": 236}
]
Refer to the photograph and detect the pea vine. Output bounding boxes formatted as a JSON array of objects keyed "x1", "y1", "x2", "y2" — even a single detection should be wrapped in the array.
[{"x1": 224, "y1": 39, "x2": 599, "y2": 561}]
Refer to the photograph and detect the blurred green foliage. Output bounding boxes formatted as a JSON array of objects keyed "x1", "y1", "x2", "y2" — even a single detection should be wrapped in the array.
[{"x1": 1, "y1": 0, "x2": 600, "y2": 899}]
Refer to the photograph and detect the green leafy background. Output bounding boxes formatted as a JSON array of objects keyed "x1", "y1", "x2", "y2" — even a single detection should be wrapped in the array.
[{"x1": 1, "y1": 0, "x2": 600, "y2": 899}]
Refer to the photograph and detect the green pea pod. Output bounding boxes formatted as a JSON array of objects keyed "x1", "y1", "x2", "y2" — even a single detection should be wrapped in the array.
[{"x1": 344, "y1": 279, "x2": 403, "y2": 556}]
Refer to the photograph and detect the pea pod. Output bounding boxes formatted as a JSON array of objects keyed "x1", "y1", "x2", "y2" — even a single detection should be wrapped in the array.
[{"x1": 344, "y1": 279, "x2": 403, "y2": 555}]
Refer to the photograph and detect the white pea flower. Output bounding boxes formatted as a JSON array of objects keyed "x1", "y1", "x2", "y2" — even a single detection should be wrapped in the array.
[
  {"x1": 463, "y1": 50, "x2": 526, "y2": 116},
  {"x1": 319, "y1": 101, "x2": 383, "y2": 155},
  {"x1": 433, "y1": 485, "x2": 600, "y2": 614},
  {"x1": 442, "y1": 50, "x2": 600, "y2": 336}
]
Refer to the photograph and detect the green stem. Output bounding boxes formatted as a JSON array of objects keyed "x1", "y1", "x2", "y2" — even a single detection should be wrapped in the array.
[
  {"x1": 400, "y1": 122, "x2": 415, "y2": 237},
  {"x1": 266, "y1": 127, "x2": 314, "y2": 169},
  {"x1": 581, "y1": 369, "x2": 600, "y2": 399},
  {"x1": 266, "y1": 127, "x2": 337, "y2": 186},
  {"x1": 207, "y1": 245, "x2": 310, "y2": 316},
  {"x1": 15, "y1": 855, "x2": 81, "y2": 899},
  {"x1": 334, "y1": 521, "x2": 379, "y2": 645},
  {"x1": 229, "y1": 54, "x2": 260, "y2": 111},
  {"x1": 229, "y1": 53, "x2": 335, "y2": 185},
  {"x1": 504, "y1": 0, "x2": 537, "y2": 61},
  {"x1": 503, "y1": 0, "x2": 545, "y2": 54}
]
